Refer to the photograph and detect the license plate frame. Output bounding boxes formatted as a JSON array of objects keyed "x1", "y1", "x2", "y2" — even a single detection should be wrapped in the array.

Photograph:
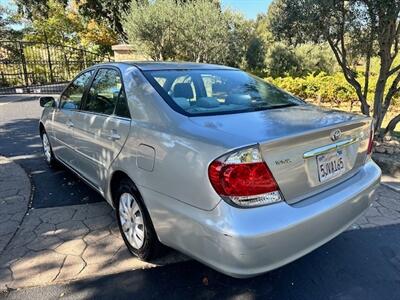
[{"x1": 316, "y1": 149, "x2": 345, "y2": 183}]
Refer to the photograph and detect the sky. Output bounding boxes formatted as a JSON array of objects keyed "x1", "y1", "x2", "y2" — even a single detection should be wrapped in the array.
[
  {"x1": 1, "y1": 0, "x2": 272, "y2": 19},
  {"x1": 221, "y1": 0, "x2": 272, "y2": 19}
]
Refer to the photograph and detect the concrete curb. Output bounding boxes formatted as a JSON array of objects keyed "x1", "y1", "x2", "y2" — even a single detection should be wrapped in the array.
[{"x1": 381, "y1": 175, "x2": 400, "y2": 193}]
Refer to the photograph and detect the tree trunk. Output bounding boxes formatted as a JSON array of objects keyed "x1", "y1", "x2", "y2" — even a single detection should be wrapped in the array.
[
  {"x1": 373, "y1": 48, "x2": 393, "y2": 134},
  {"x1": 373, "y1": 79, "x2": 387, "y2": 133},
  {"x1": 384, "y1": 114, "x2": 400, "y2": 136}
]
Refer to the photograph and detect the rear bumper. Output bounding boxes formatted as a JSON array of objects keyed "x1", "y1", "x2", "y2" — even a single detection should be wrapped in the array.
[{"x1": 142, "y1": 160, "x2": 381, "y2": 278}]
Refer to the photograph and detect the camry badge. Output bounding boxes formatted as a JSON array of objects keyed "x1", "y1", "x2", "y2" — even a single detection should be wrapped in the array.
[{"x1": 330, "y1": 129, "x2": 342, "y2": 141}]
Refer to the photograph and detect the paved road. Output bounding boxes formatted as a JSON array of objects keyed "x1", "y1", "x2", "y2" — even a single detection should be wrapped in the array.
[
  {"x1": 1, "y1": 225, "x2": 400, "y2": 299},
  {"x1": 0, "y1": 95, "x2": 102, "y2": 208}
]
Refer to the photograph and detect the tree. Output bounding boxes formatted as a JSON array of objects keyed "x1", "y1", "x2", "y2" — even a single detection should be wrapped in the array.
[
  {"x1": 294, "y1": 44, "x2": 337, "y2": 75},
  {"x1": 78, "y1": 0, "x2": 136, "y2": 40},
  {"x1": 78, "y1": 19, "x2": 118, "y2": 54},
  {"x1": 244, "y1": 14, "x2": 272, "y2": 72},
  {"x1": 264, "y1": 42, "x2": 301, "y2": 77},
  {"x1": 123, "y1": 0, "x2": 179, "y2": 60},
  {"x1": 177, "y1": 3, "x2": 243, "y2": 64},
  {"x1": 16, "y1": 0, "x2": 126, "y2": 47},
  {"x1": 0, "y1": 5, "x2": 22, "y2": 40},
  {"x1": 22, "y1": 0, "x2": 81, "y2": 45},
  {"x1": 267, "y1": 0, "x2": 400, "y2": 137},
  {"x1": 245, "y1": 37, "x2": 265, "y2": 71},
  {"x1": 224, "y1": 12, "x2": 254, "y2": 68},
  {"x1": 14, "y1": 0, "x2": 117, "y2": 54},
  {"x1": 14, "y1": 0, "x2": 68, "y2": 19},
  {"x1": 0, "y1": 6, "x2": 7, "y2": 33},
  {"x1": 123, "y1": 0, "x2": 250, "y2": 64}
]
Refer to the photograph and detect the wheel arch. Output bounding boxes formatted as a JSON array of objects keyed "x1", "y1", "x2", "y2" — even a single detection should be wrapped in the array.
[
  {"x1": 109, "y1": 170, "x2": 139, "y2": 208},
  {"x1": 39, "y1": 121, "x2": 45, "y2": 137}
]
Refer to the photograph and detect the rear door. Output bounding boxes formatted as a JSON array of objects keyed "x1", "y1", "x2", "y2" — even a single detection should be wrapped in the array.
[
  {"x1": 72, "y1": 67, "x2": 131, "y2": 189},
  {"x1": 51, "y1": 70, "x2": 94, "y2": 165}
]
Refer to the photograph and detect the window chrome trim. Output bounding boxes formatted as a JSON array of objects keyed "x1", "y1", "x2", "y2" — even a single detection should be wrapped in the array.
[{"x1": 73, "y1": 109, "x2": 131, "y2": 122}]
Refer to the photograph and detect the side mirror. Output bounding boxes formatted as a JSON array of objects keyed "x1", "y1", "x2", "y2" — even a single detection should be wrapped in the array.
[{"x1": 39, "y1": 96, "x2": 56, "y2": 108}]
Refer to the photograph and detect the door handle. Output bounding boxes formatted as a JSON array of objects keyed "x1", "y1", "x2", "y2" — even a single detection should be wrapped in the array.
[
  {"x1": 108, "y1": 130, "x2": 121, "y2": 141},
  {"x1": 66, "y1": 120, "x2": 74, "y2": 128}
]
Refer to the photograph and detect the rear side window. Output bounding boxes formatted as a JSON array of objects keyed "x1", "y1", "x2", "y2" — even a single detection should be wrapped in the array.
[
  {"x1": 84, "y1": 68, "x2": 126, "y2": 116},
  {"x1": 60, "y1": 70, "x2": 93, "y2": 110}
]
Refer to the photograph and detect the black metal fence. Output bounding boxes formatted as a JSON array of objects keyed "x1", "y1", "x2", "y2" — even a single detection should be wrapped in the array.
[{"x1": 0, "y1": 40, "x2": 111, "y2": 94}]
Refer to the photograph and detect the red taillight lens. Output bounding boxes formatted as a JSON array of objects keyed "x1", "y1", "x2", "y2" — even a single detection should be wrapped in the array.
[
  {"x1": 209, "y1": 161, "x2": 278, "y2": 196},
  {"x1": 208, "y1": 146, "x2": 282, "y2": 207}
]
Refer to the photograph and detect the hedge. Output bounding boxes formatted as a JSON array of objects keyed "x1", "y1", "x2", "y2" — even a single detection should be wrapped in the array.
[
  {"x1": 266, "y1": 73, "x2": 359, "y2": 108},
  {"x1": 266, "y1": 72, "x2": 400, "y2": 111}
]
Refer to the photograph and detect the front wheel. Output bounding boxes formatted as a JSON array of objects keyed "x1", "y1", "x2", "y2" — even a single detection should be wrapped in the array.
[
  {"x1": 41, "y1": 130, "x2": 56, "y2": 167},
  {"x1": 115, "y1": 178, "x2": 162, "y2": 261}
]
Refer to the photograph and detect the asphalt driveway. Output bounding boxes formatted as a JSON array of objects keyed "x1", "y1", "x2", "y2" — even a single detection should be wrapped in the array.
[
  {"x1": 1, "y1": 225, "x2": 400, "y2": 300},
  {"x1": 0, "y1": 95, "x2": 102, "y2": 208}
]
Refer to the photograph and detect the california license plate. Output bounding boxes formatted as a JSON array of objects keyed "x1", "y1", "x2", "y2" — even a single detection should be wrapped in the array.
[{"x1": 317, "y1": 149, "x2": 345, "y2": 183}]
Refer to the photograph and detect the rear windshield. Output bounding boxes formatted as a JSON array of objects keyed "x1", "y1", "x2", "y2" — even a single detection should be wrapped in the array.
[{"x1": 143, "y1": 69, "x2": 302, "y2": 116}]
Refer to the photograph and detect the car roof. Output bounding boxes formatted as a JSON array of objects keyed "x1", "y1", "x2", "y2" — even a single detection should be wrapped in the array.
[{"x1": 96, "y1": 61, "x2": 238, "y2": 71}]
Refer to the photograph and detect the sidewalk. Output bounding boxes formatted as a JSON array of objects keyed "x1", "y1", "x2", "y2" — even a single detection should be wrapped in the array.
[
  {"x1": 0, "y1": 156, "x2": 31, "y2": 253},
  {"x1": 0, "y1": 202, "x2": 188, "y2": 290},
  {"x1": 0, "y1": 155, "x2": 399, "y2": 291},
  {"x1": 0, "y1": 156, "x2": 188, "y2": 291}
]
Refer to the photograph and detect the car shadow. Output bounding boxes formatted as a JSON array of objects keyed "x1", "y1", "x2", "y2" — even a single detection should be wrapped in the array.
[
  {"x1": 6, "y1": 224, "x2": 400, "y2": 300},
  {"x1": 0, "y1": 116, "x2": 103, "y2": 208}
]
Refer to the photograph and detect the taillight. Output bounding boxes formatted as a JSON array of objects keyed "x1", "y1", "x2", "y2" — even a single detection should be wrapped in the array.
[{"x1": 208, "y1": 146, "x2": 282, "y2": 207}]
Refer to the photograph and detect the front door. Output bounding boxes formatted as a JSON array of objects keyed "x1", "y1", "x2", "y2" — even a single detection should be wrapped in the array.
[
  {"x1": 73, "y1": 68, "x2": 131, "y2": 190},
  {"x1": 51, "y1": 70, "x2": 94, "y2": 165}
]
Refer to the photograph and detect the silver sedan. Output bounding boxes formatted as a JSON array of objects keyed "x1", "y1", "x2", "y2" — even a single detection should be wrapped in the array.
[{"x1": 39, "y1": 62, "x2": 381, "y2": 278}]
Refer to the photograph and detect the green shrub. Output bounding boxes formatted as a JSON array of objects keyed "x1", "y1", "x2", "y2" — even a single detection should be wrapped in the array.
[{"x1": 266, "y1": 72, "x2": 359, "y2": 109}]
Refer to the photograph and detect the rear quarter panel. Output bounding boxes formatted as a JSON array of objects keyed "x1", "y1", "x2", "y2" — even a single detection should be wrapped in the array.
[{"x1": 107, "y1": 66, "x2": 249, "y2": 211}]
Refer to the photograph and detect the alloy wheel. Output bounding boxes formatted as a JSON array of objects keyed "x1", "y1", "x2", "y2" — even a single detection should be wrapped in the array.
[
  {"x1": 119, "y1": 192, "x2": 145, "y2": 249},
  {"x1": 42, "y1": 133, "x2": 52, "y2": 163}
]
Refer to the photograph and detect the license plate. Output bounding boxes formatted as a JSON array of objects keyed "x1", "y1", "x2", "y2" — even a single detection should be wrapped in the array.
[{"x1": 317, "y1": 150, "x2": 345, "y2": 183}]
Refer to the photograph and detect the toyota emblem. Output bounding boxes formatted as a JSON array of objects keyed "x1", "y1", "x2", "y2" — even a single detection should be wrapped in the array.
[{"x1": 330, "y1": 129, "x2": 342, "y2": 141}]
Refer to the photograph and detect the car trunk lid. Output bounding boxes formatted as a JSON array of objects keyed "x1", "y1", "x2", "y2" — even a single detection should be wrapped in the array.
[
  {"x1": 259, "y1": 118, "x2": 371, "y2": 204},
  {"x1": 190, "y1": 105, "x2": 372, "y2": 204}
]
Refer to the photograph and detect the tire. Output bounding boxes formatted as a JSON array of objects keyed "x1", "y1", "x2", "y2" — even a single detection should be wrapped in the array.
[
  {"x1": 115, "y1": 178, "x2": 162, "y2": 261},
  {"x1": 41, "y1": 130, "x2": 56, "y2": 167}
]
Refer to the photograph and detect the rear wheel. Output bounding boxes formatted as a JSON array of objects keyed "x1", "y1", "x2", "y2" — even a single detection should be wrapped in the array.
[
  {"x1": 41, "y1": 130, "x2": 56, "y2": 167},
  {"x1": 115, "y1": 178, "x2": 162, "y2": 260}
]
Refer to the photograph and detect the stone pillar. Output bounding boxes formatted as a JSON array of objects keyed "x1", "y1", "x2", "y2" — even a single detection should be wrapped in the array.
[{"x1": 111, "y1": 44, "x2": 152, "y2": 61}]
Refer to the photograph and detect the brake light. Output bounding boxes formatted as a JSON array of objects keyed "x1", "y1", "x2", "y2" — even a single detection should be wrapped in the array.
[{"x1": 208, "y1": 146, "x2": 282, "y2": 207}]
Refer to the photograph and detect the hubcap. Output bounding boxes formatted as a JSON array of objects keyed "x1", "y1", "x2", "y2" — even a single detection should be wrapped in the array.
[
  {"x1": 119, "y1": 193, "x2": 145, "y2": 249},
  {"x1": 42, "y1": 134, "x2": 51, "y2": 163}
]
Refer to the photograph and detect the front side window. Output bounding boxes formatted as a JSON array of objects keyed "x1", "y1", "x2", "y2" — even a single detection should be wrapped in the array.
[
  {"x1": 83, "y1": 68, "x2": 124, "y2": 115},
  {"x1": 144, "y1": 69, "x2": 303, "y2": 116},
  {"x1": 60, "y1": 70, "x2": 93, "y2": 110}
]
